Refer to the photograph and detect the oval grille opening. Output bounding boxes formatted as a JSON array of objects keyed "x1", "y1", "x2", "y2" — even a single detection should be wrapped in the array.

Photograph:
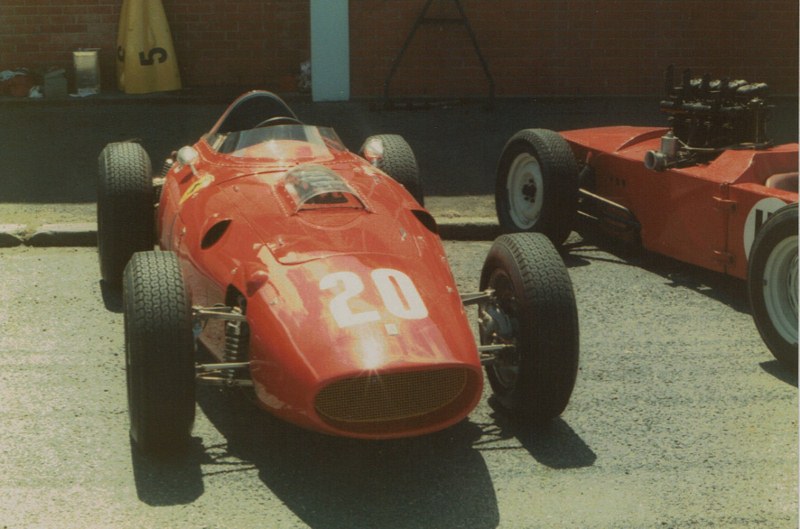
[{"x1": 315, "y1": 368, "x2": 472, "y2": 433}]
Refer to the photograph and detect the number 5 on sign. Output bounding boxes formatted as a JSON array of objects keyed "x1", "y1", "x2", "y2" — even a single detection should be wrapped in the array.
[{"x1": 320, "y1": 269, "x2": 429, "y2": 328}]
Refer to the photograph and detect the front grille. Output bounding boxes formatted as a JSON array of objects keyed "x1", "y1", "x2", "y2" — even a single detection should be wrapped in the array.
[{"x1": 315, "y1": 368, "x2": 472, "y2": 434}]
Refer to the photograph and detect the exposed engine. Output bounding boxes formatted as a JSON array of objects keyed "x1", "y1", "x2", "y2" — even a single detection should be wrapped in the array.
[{"x1": 645, "y1": 66, "x2": 773, "y2": 171}]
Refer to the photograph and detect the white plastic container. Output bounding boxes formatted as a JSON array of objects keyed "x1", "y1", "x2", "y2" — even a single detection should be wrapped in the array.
[{"x1": 73, "y1": 49, "x2": 101, "y2": 94}]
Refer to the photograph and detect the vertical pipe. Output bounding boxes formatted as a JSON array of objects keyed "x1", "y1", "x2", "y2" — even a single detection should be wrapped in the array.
[{"x1": 310, "y1": 0, "x2": 350, "y2": 101}]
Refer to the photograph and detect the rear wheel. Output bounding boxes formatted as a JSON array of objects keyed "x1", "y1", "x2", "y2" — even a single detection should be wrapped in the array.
[
  {"x1": 360, "y1": 134, "x2": 424, "y2": 206},
  {"x1": 479, "y1": 233, "x2": 580, "y2": 423},
  {"x1": 124, "y1": 251, "x2": 195, "y2": 454},
  {"x1": 495, "y1": 129, "x2": 579, "y2": 246},
  {"x1": 747, "y1": 203, "x2": 798, "y2": 373},
  {"x1": 97, "y1": 142, "x2": 154, "y2": 292}
]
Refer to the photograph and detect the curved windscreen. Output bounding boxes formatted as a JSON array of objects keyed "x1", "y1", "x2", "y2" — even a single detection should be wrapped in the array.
[
  {"x1": 208, "y1": 125, "x2": 346, "y2": 163},
  {"x1": 284, "y1": 164, "x2": 365, "y2": 212}
]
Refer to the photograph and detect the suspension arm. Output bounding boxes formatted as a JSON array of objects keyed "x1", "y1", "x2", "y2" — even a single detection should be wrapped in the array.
[
  {"x1": 193, "y1": 305, "x2": 247, "y2": 323},
  {"x1": 461, "y1": 289, "x2": 494, "y2": 306},
  {"x1": 478, "y1": 344, "x2": 514, "y2": 366}
]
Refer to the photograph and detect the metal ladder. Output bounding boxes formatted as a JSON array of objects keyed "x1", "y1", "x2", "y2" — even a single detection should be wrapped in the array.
[{"x1": 383, "y1": 0, "x2": 495, "y2": 109}]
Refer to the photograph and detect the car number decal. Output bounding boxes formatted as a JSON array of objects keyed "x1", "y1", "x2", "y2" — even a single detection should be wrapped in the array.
[
  {"x1": 743, "y1": 197, "x2": 788, "y2": 259},
  {"x1": 320, "y1": 269, "x2": 429, "y2": 328}
]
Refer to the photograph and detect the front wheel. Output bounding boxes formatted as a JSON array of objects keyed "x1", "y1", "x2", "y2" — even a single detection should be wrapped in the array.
[
  {"x1": 495, "y1": 129, "x2": 579, "y2": 246},
  {"x1": 124, "y1": 251, "x2": 196, "y2": 454},
  {"x1": 97, "y1": 142, "x2": 154, "y2": 293},
  {"x1": 747, "y1": 203, "x2": 798, "y2": 373},
  {"x1": 479, "y1": 233, "x2": 580, "y2": 423}
]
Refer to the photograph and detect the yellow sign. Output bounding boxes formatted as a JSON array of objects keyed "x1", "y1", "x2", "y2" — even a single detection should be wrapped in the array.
[{"x1": 116, "y1": 0, "x2": 182, "y2": 94}]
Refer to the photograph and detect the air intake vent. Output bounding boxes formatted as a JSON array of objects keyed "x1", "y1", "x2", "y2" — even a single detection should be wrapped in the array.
[
  {"x1": 315, "y1": 368, "x2": 473, "y2": 434},
  {"x1": 201, "y1": 219, "x2": 231, "y2": 249},
  {"x1": 412, "y1": 209, "x2": 438, "y2": 234}
]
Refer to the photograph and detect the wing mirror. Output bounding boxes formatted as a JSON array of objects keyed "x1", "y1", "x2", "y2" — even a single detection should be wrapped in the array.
[
  {"x1": 177, "y1": 146, "x2": 199, "y2": 175},
  {"x1": 361, "y1": 137, "x2": 385, "y2": 165}
]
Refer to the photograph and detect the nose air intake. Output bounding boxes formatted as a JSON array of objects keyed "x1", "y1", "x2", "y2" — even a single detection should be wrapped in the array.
[{"x1": 314, "y1": 367, "x2": 476, "y2": 435}]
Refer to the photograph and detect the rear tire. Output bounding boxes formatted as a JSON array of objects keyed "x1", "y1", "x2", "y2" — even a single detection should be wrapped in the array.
[
  {"x1": 124, "y1": 251, "x2": 195, "y2": 454},
  {"x1": 97, "y1": 142, "x2": 154, "y2": 293},
  {"x1": 495, "y1": 129, "x2": 579, "y2": 246},
  {"x1": 747, "y1": 203, "x2": 798, "y2": 373},
  {"x1": 479, "y1": 233, "x2": 580, "y2": 423},
  {"x1": 360, "y1": 134, "x2": 425, "y2": 206}
]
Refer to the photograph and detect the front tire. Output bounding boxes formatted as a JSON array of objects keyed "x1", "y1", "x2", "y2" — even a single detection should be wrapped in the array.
[
  {"x1": 124, "y1": 251, "x2": 195, "y2": 454},
  {"x1": 360, "y1": 134, "x2": 425, "y2": 206},
  {"x1": 479, "y1": 233, "x2": 580, "y2": 423},
  {"x1": 495, "y1": 129, "x2": 579, "y2": 246},
  {"x1": 97, "y1": 142, "x2": 154, "y2": 292},
  {"x1": 747, "y1": 203, "x2": 798, "y2": 373}
]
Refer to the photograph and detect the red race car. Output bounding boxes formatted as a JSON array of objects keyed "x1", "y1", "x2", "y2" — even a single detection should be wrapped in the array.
[
  {"x1": 496, "y1": 68, "x2": 797, "y2": 372},
  {"x1": 97, "y1": 91, "x2": 579, "y2": 454}
]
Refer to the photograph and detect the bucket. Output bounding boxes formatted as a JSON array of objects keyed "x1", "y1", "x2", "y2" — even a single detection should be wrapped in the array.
[{"x1": 73, "y1": 49, "x2": 101, "y2": 94}]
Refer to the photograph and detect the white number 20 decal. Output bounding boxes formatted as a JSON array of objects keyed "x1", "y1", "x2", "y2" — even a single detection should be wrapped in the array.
[{"x1": 319, "y1": 268, "x2": 428, "y2": 328}]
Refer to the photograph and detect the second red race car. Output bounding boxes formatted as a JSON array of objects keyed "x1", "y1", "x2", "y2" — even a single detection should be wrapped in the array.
[
  {"x1": 97, "y1": 91, "x2": 580, "y2": 454},
  {"x1": 495, "y1": 68, "x2": 797, "y2": 372}
]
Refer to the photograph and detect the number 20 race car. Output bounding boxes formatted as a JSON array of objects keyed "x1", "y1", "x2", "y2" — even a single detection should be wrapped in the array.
[
  {"x1": 97, "y1": 91, "x2": 579, "y2": 454},
  {"x1": 496, "y1": 68, "x2": 798, "y2": 372}
]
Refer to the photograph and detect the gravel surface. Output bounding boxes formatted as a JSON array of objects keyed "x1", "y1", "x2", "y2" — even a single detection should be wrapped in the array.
[
  {"x1": 0, "y1": 203, "x2": 96, "y2": 235},
  {"x1": 0, "y1": 240, "x2": 795, "y2": 528}
]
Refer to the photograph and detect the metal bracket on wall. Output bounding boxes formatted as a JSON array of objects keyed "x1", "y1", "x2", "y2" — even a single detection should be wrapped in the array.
[{"x1": 383, "y1": 0, "x2": 495, "y2": 109}]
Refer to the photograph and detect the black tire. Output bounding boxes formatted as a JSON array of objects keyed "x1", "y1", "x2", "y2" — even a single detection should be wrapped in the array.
[
  {"x1": 495, "y1": 129, "x2": 579, "y2": 246},
  {"x1": 479, "y1": 232, "x2": 579, "y2": 423},
  {"x1": 97, "y1": 142, "x2": 154, "y2": 292},
  {"x1": 747, "y1": 203, "x2": 798, "y2": 373},
  {"x1": 124, "y1": 251, "x2": 195, "y2": 454},
  {"x1": 360, "y1": 134, "x2": 425, "y2": 206}
]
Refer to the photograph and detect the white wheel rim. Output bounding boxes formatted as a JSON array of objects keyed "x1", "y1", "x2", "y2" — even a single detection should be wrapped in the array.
[
  {"x1": 763, "y1": 235, "x2": 798, "y2": 345},
  {"x1": 506, "y1": 153, "x2": 544, "y2": 230}
]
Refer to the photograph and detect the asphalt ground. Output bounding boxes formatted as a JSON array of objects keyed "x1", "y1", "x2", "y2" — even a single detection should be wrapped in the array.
[{"x1": 0, "y1": 241, "x2": 795, "y2": 528}]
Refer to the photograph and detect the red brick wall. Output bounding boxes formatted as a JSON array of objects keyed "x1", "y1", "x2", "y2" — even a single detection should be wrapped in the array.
[
  {"x1": 351, "y1": 0, "x2": 799, "y2": 97},
  {"x1": 0, "y1": 0, "x2": 309, "y2": 91},
  {"x1": 1, "y1": 0, "x2": 797, "y2": 97},
  {"x1": 167, "y1": 0, "x2": 309, "y2": 88},
  {"x1": 0, "y1": 0, "x2": 118, "y2": 85}
]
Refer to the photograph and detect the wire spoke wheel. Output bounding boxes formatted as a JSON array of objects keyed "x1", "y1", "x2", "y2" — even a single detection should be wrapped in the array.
[{"x1": 479, "y1": 233, "x2": 579, "y2": 424}]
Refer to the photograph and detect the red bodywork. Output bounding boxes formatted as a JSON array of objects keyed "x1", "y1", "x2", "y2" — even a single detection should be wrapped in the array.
[
  {"x1": 562, "y1": 126, "x2": 798, "y2": 279},
  {"x1": 155, "y1": 92, "x2": 482, "y2": 439}
]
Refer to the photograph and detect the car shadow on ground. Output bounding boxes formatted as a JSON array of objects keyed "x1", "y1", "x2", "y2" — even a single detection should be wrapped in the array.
[
  {"x1": 760, "y1": 360, "x2": 799, "y2": 387},
  {"x1": 565, "y1": 228, "x2": 751, "y2": 315},
  {"x1": 99, "y1": 280, "x2": 123, "y2": 313},
  {"x1": 475, "y1": 397, "x2": 597, "y2": 470},
  {"x1": 194, "y1": 387, "x2": 499, "y2": 529},
  {"x1": 130, "y1": 442, "x2": 207, "y2": 506},
  {"x1": 563, "y1": 229, "x2": 800, "y2": 381},
  {"x1": 130, "y1": 382, "x2": 596, "y2": 527}
]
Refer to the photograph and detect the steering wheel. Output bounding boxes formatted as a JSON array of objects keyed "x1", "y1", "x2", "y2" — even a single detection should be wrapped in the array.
[{"x1": 255, "y1": 116, "x2": 303, "y2": 128}]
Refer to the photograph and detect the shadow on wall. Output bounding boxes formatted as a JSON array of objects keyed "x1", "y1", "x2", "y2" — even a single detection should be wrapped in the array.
[{"x1": 2, "y1": 96, "x2": 797, "y2": 203}]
